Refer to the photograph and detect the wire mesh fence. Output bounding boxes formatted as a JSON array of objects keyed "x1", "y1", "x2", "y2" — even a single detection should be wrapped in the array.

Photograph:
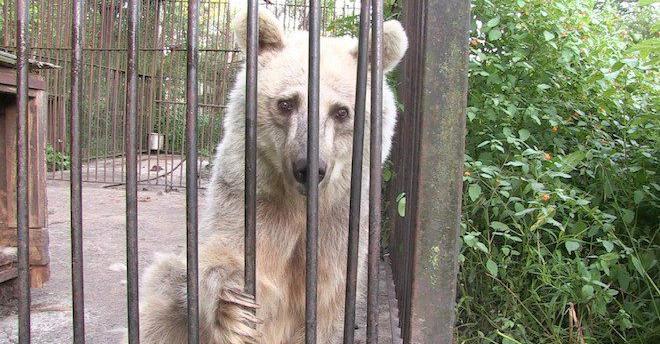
[{"x1": 0, "y1": 0, "x2": 359, "y2": 188}]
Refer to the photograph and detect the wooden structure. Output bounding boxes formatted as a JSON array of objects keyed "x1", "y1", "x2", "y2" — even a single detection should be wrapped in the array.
[{"x1": 0, "y1": 52, "x2": 51, "y2": 289}]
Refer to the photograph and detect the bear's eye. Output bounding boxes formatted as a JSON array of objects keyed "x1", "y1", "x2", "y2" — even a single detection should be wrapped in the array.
[
  {"x1": 277, "y1": 99, "x2": 296, "y2": 114},
  {"x1": 333, "y1": 107, "x2": 350, "y2": 121}
]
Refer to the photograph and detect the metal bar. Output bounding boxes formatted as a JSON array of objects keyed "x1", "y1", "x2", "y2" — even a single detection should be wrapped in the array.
[
  {"x1": 70, "y1": 0, "x2": 86, "y2": 341},
  {"x1": 306, "y1": 0, "x2": 321, "y2": 343},
  {"x1": 15, "y1": 0, "x2": 31, "y2": 341},
  {"x1": 125, "y1": 0, "x2": 141, "y2": 342},
  {"x1": 244, "y1": 0, "x2": 258, "y2": 299},
  {"x1": 405, "y1": 0, "x2": 469, "y2": 341},
  {"x1": 342, "y1": 0, "x2": 370, "y2": 342},
  {"x1": 186, "y1": 0, "x2": 201, "y2": 342},
  {"x1": 367, "y1": 0, "x2": 384, "y2": 342},
  {"x1": 0, "y1": 46, "x2": 242, "y2": 52}
]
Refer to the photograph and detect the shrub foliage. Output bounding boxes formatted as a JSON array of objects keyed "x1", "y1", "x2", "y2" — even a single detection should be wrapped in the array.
[{"x1": 460, "y1": 0, "x2": 659, "y2": 343}]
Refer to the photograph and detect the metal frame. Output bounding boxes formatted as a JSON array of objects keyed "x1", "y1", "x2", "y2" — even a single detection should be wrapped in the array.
[{"x1": 10, "y1": 0, "x2": 469, "y2": 343}]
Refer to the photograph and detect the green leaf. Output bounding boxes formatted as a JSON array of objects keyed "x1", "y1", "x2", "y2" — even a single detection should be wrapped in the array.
[
  {"x1": 518, "y1": 129, "x2": 530, "y2": 141},
  {"x1": 581, "y1": 285, "x2": 594, "y2": 299},
  {"x1": 631, "y1": 256, "x2": 646, "y2": 277},
  {"x1": 476, "y1": 242, "x2": 489, "y2": 254},
  {"x1": 565, "y1": 240, "x2": 580, "y2": 254},
  {"x1": 633, "y1": 190, "x2": 644, "y2": 204},
  {"x1": 486, "y1": 259, "x2": 498, "y2": 277},
  {"x1": 543, "y1": 31, "x2": 555, "y2": 41},
  {"x1": 382, "y1": 168, "x2": 393, "y2": 182},
  {"x1": 558, "y1": 151, "x2": 586, "y2": 173},
  {"x1": 639, "y1": 0, "x2": 659, "y2": 6},
  {"x1": 490, "y1": 221, "x2": 510, "y2": 231},
  {"x1": 468, "y1": 184, "x2": 482, "y2": 202},
  {"x1": 488, "y1": 29, "x2": 502, "y2": 41},
  {"x1": 626, "y1": 38, "x2": 660, "y2": 59},
  {"x1": 537, "y1": 83, "x2": 551, "y2": 91},
  {"x1": 485, "y1": 16, "x2": 500, "y2": 28},
  {"x1": 602, "y1": 240, "x2": 614, "y2": 253},
  {"x1": 621, "y1": 209, "x2": 635, "y2": 225},
  {"x1": 396, "y1": 193, "x2": 406, "y2": 218}
]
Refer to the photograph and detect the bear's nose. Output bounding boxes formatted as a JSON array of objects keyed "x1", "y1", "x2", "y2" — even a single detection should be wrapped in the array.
[{"x1": 292, "y1": 158, "x2": 327, "y2": 185}]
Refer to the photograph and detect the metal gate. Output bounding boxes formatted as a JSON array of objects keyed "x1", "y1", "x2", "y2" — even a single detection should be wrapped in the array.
[{"x1": 7, "y1": 0, "x2": 469, "y2": 342}]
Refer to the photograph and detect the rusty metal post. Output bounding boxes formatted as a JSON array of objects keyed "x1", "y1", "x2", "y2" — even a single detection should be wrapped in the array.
[
  {"x1": 15, "y1": 0, "x2": 31, "y2": 340},
  {"x1": 342, "y1": 0, "x2": 370, "y2": 343},
  {"x1": 245, "y1": 0, "x2": 258, "y2": 302},
  {"x1": 366, "y1": 0, "x2": 384, "y2": 342},
  {"x1": 403, "y1": 0, "x2": 469, "y2": 342},
  {"x1": 70, "y1": 0, "x2": 86, "y2": 342},
  {"x1": 186, "y1": 0, "x2": 201, "y2": 342},
  {"x1": 125, "y1": 0, "x2": 141, "y2": 342},
  {"x1": 306, "y1": 0, "x2": 321, "y2": 343}
]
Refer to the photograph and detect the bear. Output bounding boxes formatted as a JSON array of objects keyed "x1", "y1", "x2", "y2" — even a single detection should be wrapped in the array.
[{"x1": 133, "y1": 7, "x2": 407, "y2": 344}]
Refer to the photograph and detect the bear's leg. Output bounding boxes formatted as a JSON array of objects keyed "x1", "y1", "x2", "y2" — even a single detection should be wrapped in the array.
[
  {"x1": 200, "y1": 265, "x2": 261, "y2": 343},
  {"x1": 135, "y1": 253, "x2": 260, "y2": 344},
  {"x1": 129, "y1": 254, "x2": 189, "y2": 344}
]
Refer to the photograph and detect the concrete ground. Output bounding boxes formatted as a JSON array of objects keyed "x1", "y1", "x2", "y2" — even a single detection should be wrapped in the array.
[
  {"x1": 0, "y1": 180, "x2": 397, "y2": 343},
  {"x1": 1, "y1": 180, "x2": 192, "y2": 343}
]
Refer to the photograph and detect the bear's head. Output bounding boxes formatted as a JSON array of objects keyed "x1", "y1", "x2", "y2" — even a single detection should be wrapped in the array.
[{"x1": 221, "y1": 8, "x2": 407, "y2": 200}]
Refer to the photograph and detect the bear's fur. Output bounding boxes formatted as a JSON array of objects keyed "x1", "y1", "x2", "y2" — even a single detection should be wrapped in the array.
[{"x1": 135, "y1": 8, "x2": 407, "y2": 344}]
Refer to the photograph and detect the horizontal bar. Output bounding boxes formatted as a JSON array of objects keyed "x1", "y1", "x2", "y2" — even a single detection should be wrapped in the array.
[
  {"x1": 306, "y1": 0, "x2": 321, "y2": 343},
  {"x1": 342, "y1": 0, "x2": 370, "y2": 343},
  {"x1": 70, "y1": 0, "x2": 86, "y2": 342},
  {"x1": 154, "y1": 99, "x2": 227, "y2": 109},
  {"x1": 0, "y1": 46, "x2": 242, "y2": 53}
]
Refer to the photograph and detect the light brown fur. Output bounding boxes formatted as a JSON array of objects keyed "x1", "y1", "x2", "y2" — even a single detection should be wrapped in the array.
[{"x1": 133, "y1": 7, "x2": 407, "y2": 344}]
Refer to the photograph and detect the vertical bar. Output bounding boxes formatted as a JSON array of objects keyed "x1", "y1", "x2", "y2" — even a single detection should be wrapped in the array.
[
  {"x1": 406, "y1": 0, "x2": 469, "y2": 342},
  {"x1": 342, "y1": 0, "x2": 370, "y2": 343},
  {"x1": 366, "y1": 0, "x2": 384, "y2": 342},
  {"x1": 306, "y1": 0, "x2": 321, "y2": 343},
  {"x1": 125, "y1": 0, "x2": 140, "y2": 342},
  {"x1": 15, "y1": 0, "x2": 31, "y2": 342},
  {"x1": 70, "y1": 0, "x2": 86, "y2": 342},
  {"x1": 244, "y1": 0, "x2": 258, "y2": 300},
  {"x1": 186, "y1": 0, "x2": 200, "y2": 342}
]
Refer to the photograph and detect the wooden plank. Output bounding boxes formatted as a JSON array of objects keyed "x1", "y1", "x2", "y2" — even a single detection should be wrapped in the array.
[
  {"x1": 3, "y1": 91, "x2": 47, "y2": 229},
  {"x1": 0, "y1": 264, "x2": 18, "y2": 283},
  {"x1": 0, "y1": 227, "x2": 50, "y2": 266},
  {"x1": 29, "y1": 90, "x2": 47, "y2": 228},
  {"x1": 3, "y1": 97, "x2": 17, "y2": 229},
  {"x1": 0, "y1": 67, "x2": 46, "y2": 90},
  {"x1": 0, "y1": 95, "x2": 7, "y2": 230}
]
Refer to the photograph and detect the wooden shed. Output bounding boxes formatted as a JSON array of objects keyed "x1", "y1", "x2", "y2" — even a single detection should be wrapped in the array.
[{"x1": 0, "y1": 51, "x2": 54, "y2": 290}]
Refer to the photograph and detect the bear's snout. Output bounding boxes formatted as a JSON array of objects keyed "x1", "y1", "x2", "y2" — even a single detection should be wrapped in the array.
[{"x1": 292, "y1": 158, "x2": 327, "y2": 186}]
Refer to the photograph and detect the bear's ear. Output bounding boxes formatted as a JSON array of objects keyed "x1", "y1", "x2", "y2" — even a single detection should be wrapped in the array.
[
  {"x1": 350, "y1": 20, "x2": 408, "y2": 73},
  {"x1": 233, "y1": 8, "x2": 285, "y2": 53}
]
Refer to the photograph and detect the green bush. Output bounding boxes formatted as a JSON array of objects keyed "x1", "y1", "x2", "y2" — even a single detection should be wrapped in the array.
[
  {"x1": 460, "y1": 0, "x2": 658, "y2": 343},
  {"x1": 46, "y1": 143, "x2": 71, "y2": 172}
]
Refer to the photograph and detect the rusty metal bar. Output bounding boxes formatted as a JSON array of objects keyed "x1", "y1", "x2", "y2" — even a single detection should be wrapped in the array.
[
  {"x1": 244, "y1": 0, "x2": 258, "y2": 300},
  {"x1": 306, "y1": 0, "x2": 321, "y2": 342},
  {"x1": 395, "y1": 0, "x2": 469, "y2": 342},
  {"x1": 125, "y1": 0, "x2": 140, "y2": 342},
  {"x1": 70, "y1": 0, "x2": 86, "y2": 341},
  {"x1": 15, "y1": 0, "x2": 31, "y2": 341},
  {"x1": 186, "y1": 0, "x2": 201, "y2": 341},
  {"x1": 367, "y1": 0, "x2": 384, "y2": 342},
  {"x1": 342, "y1": 0, "x2": 370, "y2": 342}
]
